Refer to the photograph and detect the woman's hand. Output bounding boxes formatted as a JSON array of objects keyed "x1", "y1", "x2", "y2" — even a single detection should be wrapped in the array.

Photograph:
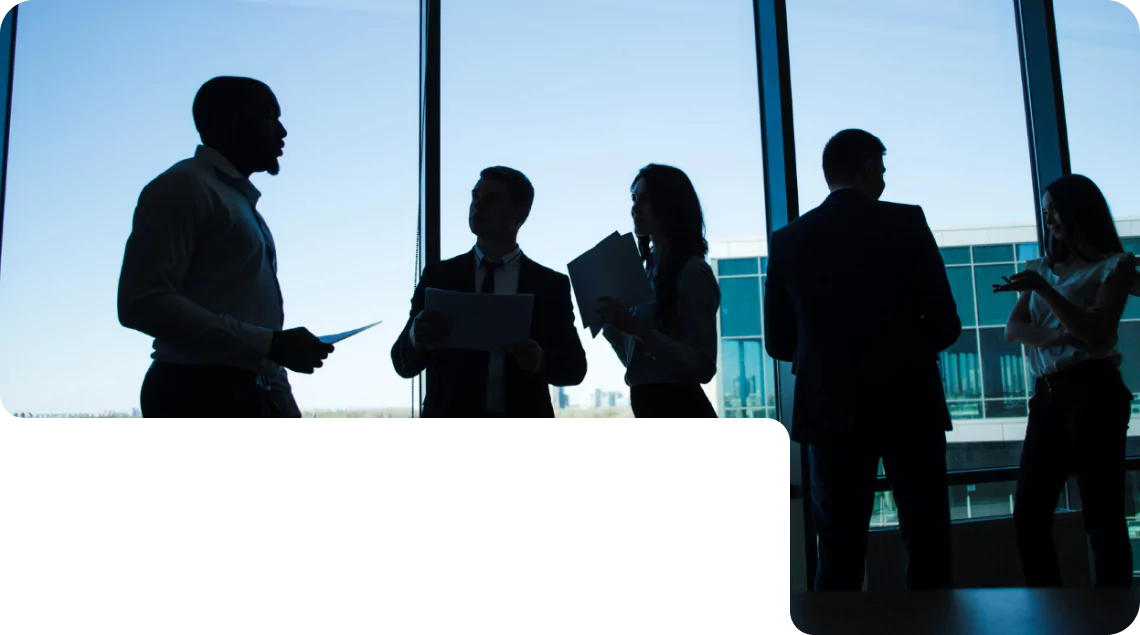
[
  {"x1": 597, "y1": 296, "x2": 649, "y2": 339},
  {"x1": 993, "y1": 270, "x2": 1050, "y2": 294}
]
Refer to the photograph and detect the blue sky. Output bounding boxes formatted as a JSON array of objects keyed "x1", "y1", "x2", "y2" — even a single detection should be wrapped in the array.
[{"x1": 0, "y1": 0, "x2": 1135, "y2": 414}]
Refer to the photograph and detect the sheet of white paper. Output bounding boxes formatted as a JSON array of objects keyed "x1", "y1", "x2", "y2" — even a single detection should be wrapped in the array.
[
  {"x1": 318, "y1": 321, "x2": 382, "y2": 345},
  {"x1": 568, "y1": 232, "x2": 655, "y2": 337},
  {"x1": 424, "y1": 288, "x2": 534, "y2": 352}
]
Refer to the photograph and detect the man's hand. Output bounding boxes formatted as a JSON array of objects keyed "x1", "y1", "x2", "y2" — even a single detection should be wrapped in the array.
[
  {"x1": 410, "y1": 309, "x2": 450, "y2": 351},
  {"x1": 268, "y1": 327, "x2": 334, "y2": 374},
  {"x1": 504, "y1": 339, "x2": 544, "y2": 374}
]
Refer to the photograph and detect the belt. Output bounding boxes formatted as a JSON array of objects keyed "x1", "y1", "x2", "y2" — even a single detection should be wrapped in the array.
[
  {"x1": 153, "y1": 361, "x2": 277, "y2": 393},
  {"x1": 1037, "y1": 359, "x2": 1118, "y2": 394}
]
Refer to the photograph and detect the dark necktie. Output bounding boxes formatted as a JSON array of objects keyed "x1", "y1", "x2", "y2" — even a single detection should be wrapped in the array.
[{"x1": 481, "y1": 259, "x2": 503, "y2": 294}]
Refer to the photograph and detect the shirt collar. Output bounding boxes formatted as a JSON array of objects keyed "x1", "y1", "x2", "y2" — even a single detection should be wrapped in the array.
[
  {"x1": 474, "y1": 244, "x2": 523, "y2": 266},
  {"x1": 195, "y1": 145, "x2": 262, "y2": 205}
]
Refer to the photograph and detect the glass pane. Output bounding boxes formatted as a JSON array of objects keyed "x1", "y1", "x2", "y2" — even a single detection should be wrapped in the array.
[
  {"x1": 1121, "y1": 323, "x2": 1140, "y2": 423},
  {"x1": 984, "y1": 399, "x2": 1028, "y2": 420},
  {"x1": 1017, "y1": 242, "x2": 1040, "y2": 262},
  {"x1": 940, "y1": 329, "x2": 981, "y2": 402},
  {"x1": 1056, "y1": 0, "x2": 1139, "y2": 258},
  {"x1": 1056, "y1": 0, "x2": 1140, "y2": 429},
  {"x1": 940, "y1": 247, "x2": 972, "y2": 266},
  {"x1": 1122, "y1": 237, "x2": 1140, "y2": 320},
  {"x1": 946, "y1": 266, "x2": 977, "y2": 329},
  {"x1": 875, "y1": 482, "x2": 1024, "y2": 528},
  {"x1": 975, "y1": 264, "x2": 1018, "y2": 327},
  {"x1": 947, "y1": 400, "x2": 984, "y2": 420},
  {"x1": 786, "y1": 1, "x2": 1035, "y2": 481},
  {"x1": 951, "y1": 481, "x2": 1017, "y2": 522},
  {"x1": 721, "y1": 339, "x2": 765, "y2": 410},
  {"x1": 717, "y1": 258, "x2": 759, "y2": 277},
  {"x1": 1125, "y1": 472, "x2": 1140, "y2": 576},
  {"x1": 725, "y1": 408, "x2": 773, "y2": 419},
  {"x1": 442, "y1": 0, "x2": 765, "y2": 415},
  {"x1": 978, "y1": 327, "x2": 1027, "y2": 402},
  {"x1": 719, "y1": 278, "x2": 763, "y2": 338},
  {"x1": 973, "y1": 245, "x2": 1014, "y2": 264},
  {"x1": 0, "y1": 0, "x2": 418, "y2": 417}
]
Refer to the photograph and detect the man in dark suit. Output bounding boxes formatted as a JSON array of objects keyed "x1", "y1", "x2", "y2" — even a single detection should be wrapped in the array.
[
  {"x1": 764, "y1": 129, "x2": 961, "y2": 592},
  {"x1": 392, "y1": 166, "x2": 587, "y2": 417}
]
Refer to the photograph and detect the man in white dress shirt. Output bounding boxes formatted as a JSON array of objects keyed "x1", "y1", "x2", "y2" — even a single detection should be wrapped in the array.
[{"x1": 117, "y1": 76, "x2": 333, "y2": 418}]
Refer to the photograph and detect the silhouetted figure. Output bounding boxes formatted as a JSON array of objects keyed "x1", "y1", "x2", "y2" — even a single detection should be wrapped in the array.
[
  {"x1": 599, "y1": 164, "x2": 720, "y2": 418},
  {"x1": 392, "y1": 167, "x2": 587, "y2": 417},
  {"x1": 118, "y1": 77, "x2": 333, "y2": 418},
  {"x1": 995, "y1": 174, "x2": 1137, "y2": 588},
  {"x1": 765, "y1": 129, "x2": 960, "y2": 591}
]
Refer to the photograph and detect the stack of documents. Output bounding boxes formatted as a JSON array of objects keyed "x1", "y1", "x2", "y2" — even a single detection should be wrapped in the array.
[
  {"x1": 567, "y1": 232, "x2": 655, "y2": 338},
  {"x1": 423, "y1": 288, "x2": 535, "y2": 352}
]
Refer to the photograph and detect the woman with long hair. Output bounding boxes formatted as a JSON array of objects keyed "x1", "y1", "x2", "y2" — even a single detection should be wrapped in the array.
[
  {"x1": 597, "y1": 164, "x2": 721, "y2": 418},
  {"x1": 994, "y1": 174, "x2": 1138, "y2": 588}
]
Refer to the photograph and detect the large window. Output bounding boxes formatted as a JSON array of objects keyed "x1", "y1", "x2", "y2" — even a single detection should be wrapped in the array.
[
  {"x1": 0, "y1": 0, "x2": 418, "y2": 417},
  {"x1": 440, "y1": 0, "x2": 766, "y2": 417},
  {"x1": 1055, "y1": 0, "x2": 1140, "y2": 426},
  {"x1": 785, "y1": 0, "x2": 1040, "y2": 521}
]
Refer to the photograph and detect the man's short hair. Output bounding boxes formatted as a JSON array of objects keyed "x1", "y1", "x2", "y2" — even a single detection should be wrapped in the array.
[
  {"x1": 192, "y1": 76, "x2": 272, "y2": 140},
  {"x1": 480, "y1": 166, "x2": 535, "y2": 211},
  {"x1": 822, "y1": 129, "x2": 886, "y2": 184}
]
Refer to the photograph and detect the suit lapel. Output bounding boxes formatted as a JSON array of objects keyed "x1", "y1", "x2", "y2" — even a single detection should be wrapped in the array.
[
  {"x1": 456, "y1": 249, "x2": 478, "y2": 293},
  {"x1": 516, "y1": 255, "x2": 536, "y2": 295}
]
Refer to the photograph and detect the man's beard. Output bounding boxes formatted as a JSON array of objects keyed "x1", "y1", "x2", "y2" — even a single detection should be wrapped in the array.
[{"x1": 266, "y1": 158, "x2": 281, "y2": 176}]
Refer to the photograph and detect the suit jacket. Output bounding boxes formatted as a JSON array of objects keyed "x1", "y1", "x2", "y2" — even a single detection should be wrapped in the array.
[
  {"x1": 391, "y1": 250, "x2": 587, "y2": 418},
  {"x1": 763, "y1": 189, "x2": 961, "y2": 444}
]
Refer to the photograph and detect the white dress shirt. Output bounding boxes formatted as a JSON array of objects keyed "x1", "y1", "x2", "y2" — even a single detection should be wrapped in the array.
[
  {"x1": 474, "y1": 245, "x2": 524, "y2": 414},
  {"x1": 1025, "y1": 253, "x2": 1128, "y2": 377},
  {"x1": 603, "y1": 252, "x2": 720, "y2": 386},
  {"x1": 118, "y1": 145, "x2": 287, "y2": 384}
]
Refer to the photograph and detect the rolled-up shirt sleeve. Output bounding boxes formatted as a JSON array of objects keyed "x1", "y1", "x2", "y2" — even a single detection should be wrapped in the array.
[
  {"x1": 640, "y1": 259, "x2": 720, "y2": 384},
  {"x1": 117, "y1": 173, "x2": 274, "y2": 367}
]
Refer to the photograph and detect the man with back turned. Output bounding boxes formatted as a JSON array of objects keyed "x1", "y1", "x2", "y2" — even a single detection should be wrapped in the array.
[{"x1": 764, "y1": 129, "x2": 961, "y2": 591}]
